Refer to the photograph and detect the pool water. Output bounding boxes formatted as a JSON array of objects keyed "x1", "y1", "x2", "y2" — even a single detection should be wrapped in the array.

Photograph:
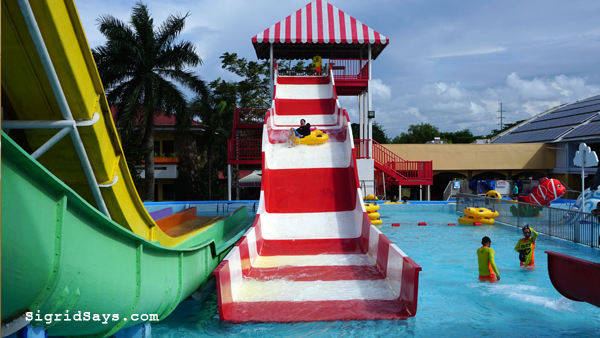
[{"x1": 152, "y1": 204, "x2": 600, "y2": 337}]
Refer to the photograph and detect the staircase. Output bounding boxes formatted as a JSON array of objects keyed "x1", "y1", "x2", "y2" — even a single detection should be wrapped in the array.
[
  {"x1": 355, "y1": 140, "x2": 433, "y2": 187},
  {"x1": 228, "y1": 107, "x2": 265, "y2": 165}
]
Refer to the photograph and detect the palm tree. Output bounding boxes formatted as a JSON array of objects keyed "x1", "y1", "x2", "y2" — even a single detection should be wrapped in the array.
[
  {"x1": 92, "y1": 1, "x2": 205, "y2": 201},
  {"x1": 190, "y1": 94, "x2": 232, "y2": 200}
]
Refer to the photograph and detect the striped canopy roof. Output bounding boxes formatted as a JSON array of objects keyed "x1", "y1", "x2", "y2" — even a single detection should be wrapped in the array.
[{"x1": 252, "y1": 0, "x2": 389, "y2": 60}]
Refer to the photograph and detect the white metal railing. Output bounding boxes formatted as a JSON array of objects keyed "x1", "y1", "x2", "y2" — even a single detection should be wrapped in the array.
[
  {"x1": 456, "y1": 193, "x2": 599, "y2": 248},
  {"x1": 1, "y1": 0, "x2": 111, "y2": 218},
  {"x1": 359, "y1": 180, "x2": 378, "y2": 199}
]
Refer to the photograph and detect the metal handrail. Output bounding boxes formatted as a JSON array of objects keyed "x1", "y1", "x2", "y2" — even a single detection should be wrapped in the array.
[
  {"x1": 456, "y1": 193, "x2": 599, "y2": 248},
  {"x1": 9, "y1": 0, "x2": 111, "y2": 218},
  {"x1": 228, "y1": 139, "x2": 262, "y2": 162},
  {"x1": 329, "y1": 59, "x2": 369, "y2": 80}
]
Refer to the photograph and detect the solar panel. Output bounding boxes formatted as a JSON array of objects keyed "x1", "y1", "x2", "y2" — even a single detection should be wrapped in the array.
[
  {"x1": 537, "y1": 104, "x2": 600, "y2": 122},
  {"x1": 511, "y1": 113, "x2": 597, "y2": 133},
  {"x1": 494, "y1": 127, "x2": 571, "y2": 143},
  {"x1": 561, "y1": 122, "x2": 600, "y2": 140},
  {"x1": 492, "y1": 95, "x2": 600, "y2": 144},
  {"x1": 573, "y1": 95, "x2": 600, "y2": 105},
  {"x1": 557, "y1": 95, "x2": 600, "y2": 110}
]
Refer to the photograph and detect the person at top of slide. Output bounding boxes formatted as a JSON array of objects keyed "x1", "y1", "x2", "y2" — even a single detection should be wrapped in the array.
[
  {"x1": 514, "y1": 224, "x2": 538, "y2": 267},
  {"x1": 312, "y1": 53, "x2": 322, "y2": 75},
  {"x1": 477, "y1": 236, "x2": 500, "y2": 282}
]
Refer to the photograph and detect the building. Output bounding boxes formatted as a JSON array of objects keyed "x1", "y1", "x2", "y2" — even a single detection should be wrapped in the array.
[
  {"x1": 492, "y1": 94, "x2": 600, "y2": 194},
  {"x1": 111, "y1": 108, "x2": 205, "y2": 201},
  {"x1": 383, "y1": 94, "x2": 600, "y2": 200}
]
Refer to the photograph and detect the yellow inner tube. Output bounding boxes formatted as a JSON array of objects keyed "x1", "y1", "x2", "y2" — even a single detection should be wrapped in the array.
[
  {"x1": 371, "y1": 219, "x2": 382, "y2": 225},
  {"x1": 463, "y1": 207, "x2": 499, "y2": 218},
  {"x1": 363, "y1": 195, "x2": 378, "y2": 200},
  {"x1": 486, "y1": 190, "x2": 502, "y2": 199},
  {"x1": 364, "y1": 203, "x2": 380, "y2": 212},
  {"x1": 383, "y1": 201, "x2": 402, "y2": 204},
  {"x1": 293, "y1": 129, "x2": 329, "y2": 145},
  {"x1": 458, "y1": 216, "x2": 495, "y2": 225},
  {"x1": 368, "y1": 212, "x2": 380, "y2": 220}
]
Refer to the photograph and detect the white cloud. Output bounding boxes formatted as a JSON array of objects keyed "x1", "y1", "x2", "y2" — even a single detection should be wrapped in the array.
[
  {"x1": 370, "y1": 79, "x2": 392, "y2": 101},
  {"x1": 74, "y1": 0, "x2": 600, "y2": 138}
]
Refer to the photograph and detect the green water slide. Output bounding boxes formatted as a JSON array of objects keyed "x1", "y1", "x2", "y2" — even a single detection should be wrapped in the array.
[
  {"x1": 1, "y1": 0, "x2": 252, "y2": 336},
  {"x1": 2, "y1": 134, "x2": 252, "y2": 336}
]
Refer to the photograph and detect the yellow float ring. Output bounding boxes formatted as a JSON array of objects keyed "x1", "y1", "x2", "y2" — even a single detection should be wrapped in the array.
[
  {"x1": 463, "y1": 207, "x2": 499, "y2": 218},
  {"x1": 364, "y1": 203, "x2": 380, "y2": 212},
  {"x1": 368, "y1": 212, "x2": 380, "y2": 220},
  {"x1": 293, "y1": 129, "x2": 329, "y2": 145},
  {"x1": 486, "y1": 190, "x2": 502, "y2": 199},
  {"x1": 363, "y1": 195, "x2": 378, "y2": 200},
  {"x1": 371, "y1": 219, "x2": 382, "y2": 225},
  {"x1": 458, "y1": 215, "x2": 495, "y2": 225}
]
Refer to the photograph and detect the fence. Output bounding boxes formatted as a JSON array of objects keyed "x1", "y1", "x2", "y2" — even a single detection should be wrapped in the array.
[
  {"x1": 456, "y1": 193, "x2": 599, "y2": 248},
  {"x1": 329, "y1": 59, "x2": 368, "y2": 80}
]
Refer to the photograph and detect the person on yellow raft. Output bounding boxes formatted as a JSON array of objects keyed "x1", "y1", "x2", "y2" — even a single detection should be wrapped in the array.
[
  {"x1": 515, "y1": 224, "x2": 538, "y2": 267},
  {"x1": 477, "y1": 236, "x2": 500, "y2": 282},
  {"x1": 289, "y1": 119, "x2": 311, "y2": 144}
]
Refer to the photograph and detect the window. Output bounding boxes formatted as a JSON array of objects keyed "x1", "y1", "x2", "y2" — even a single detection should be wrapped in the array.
[{"x1": 162, "y1": 140, "x2": 175, "y2": 156}]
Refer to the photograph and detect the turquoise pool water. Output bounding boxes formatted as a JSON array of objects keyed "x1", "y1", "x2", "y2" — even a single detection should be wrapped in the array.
[{"x1": 152, "y1": 204, "x2": 600, "y2": 337}]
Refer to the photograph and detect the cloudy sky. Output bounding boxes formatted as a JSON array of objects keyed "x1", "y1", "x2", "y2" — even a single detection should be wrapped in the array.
[{"x1": 76, "y1": 0, "x2": 600, "y2": 137}]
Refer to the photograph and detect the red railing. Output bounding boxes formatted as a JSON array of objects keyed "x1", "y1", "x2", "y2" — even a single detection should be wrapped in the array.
[
  {"x1": 354, "y1": 139, "x2": 433, "y2": 184},
  {"x1": 389, "y1": 160, "x2": 433, "y2": 181},
  {"x1": 329, "y1": 59, "x2": 369, "y2": 80},
  {"x1": 228, "y1": 139, "x2": 262, "y2": 164},
  {"x1": 353, "y1": 138, "x2": 371, "y2": 159}
]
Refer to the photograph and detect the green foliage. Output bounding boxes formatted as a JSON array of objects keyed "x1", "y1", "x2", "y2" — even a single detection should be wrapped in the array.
[
  {"x1": 440, "y1": 129, "x2": 478, "y2": 144},
  {"x1": 389, "y1": 119, "x2": 528, "y2": 144},
  {"x1": 390, "y1": 123, "x2": 446, "y2": 144},
  {"x1": 120, "y1": 133, "x2": 150, "y2": 186},
  {"x1": 485, "y1": 119, "x2": 527, "y2": 139},
  {"x1": 211, "y1": 52, "x2": 271, "y2": 109},
  {"x1": 92, "y1": 1, "x2": 206, "y2": 200},
  {"x1": 350, "y1": 121, "x2": 390, "y2": 144},
  {"x1": 510, "y1": 204, "x2": 543, "y2": 217}
]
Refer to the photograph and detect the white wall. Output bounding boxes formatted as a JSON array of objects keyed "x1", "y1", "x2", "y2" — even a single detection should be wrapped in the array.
[{"x1": 357, "y1": 159, "x2": 375, "y2": 196}]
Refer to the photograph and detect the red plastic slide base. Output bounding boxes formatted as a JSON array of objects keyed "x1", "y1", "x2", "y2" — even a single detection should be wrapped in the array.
[
  {"x1": 222, "y1": 299, "x2": 412, "y2": 323},
  {"x1": 546, "y1": 251, "x2": 600, "y2": 308}
]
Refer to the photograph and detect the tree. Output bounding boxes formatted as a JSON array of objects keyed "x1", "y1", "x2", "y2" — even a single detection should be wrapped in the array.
[
  {"x1": 213, "y1": 52, "x2": 271, "y2": 109},
  {"x1": 92, "y1": 1, "x2": 206, "y2": 201},
  {"x1": 485, "y1": 119, "x2": 527, "y2": 139},
  {"x1": 351, "y1": 121, "x2": 391, "y2": 144},
  {"x1": 440, "y1": 129, "x2": 477, "y2": 144},
  {"x1": 189, "y1": 95, "x2": 233, "y2": 200},
  {"x1": 391, "y1": 123, "x2": 441, "y2": 144}
]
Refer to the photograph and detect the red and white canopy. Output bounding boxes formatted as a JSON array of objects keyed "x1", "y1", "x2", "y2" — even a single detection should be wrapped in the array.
[{"x1": 252, "y1": 0, "x2": 389, "y2": 60}]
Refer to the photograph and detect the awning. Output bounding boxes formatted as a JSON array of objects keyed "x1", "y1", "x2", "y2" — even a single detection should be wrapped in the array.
[
  {"x1": 252, "y1": 0, "x2": 389, "y2": 60},
  {"x1": 238, "y1": 170, "x2": 262, "y2": 187}
]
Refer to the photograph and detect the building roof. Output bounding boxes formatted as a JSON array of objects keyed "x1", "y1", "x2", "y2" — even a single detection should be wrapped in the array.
[
  {"x1": 252, "y1": 0, "x2": 389, "y2": 60},
  {"x1": 492, "y1": 94, "x2": 600, "y2": 144}
]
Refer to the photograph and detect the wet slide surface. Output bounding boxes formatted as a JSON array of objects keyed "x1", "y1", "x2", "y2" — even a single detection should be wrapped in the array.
[{"x1": 213, "y1": 72, "x2": 421, "y2": 322}]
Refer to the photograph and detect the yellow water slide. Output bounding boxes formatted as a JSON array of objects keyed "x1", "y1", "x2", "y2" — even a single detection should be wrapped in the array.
[{"x1": 2, "y1": 0, "x2": 202, "y2": 246}]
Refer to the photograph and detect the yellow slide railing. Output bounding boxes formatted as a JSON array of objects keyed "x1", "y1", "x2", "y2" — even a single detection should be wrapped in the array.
[{"x1": 2, "y1": 0, "x2": 205, "y2": 247}]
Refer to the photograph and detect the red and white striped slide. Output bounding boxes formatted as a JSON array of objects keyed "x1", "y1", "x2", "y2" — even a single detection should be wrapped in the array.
[{"x1": 213, "y1": 69, "x2": 421, "y2": 322}]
